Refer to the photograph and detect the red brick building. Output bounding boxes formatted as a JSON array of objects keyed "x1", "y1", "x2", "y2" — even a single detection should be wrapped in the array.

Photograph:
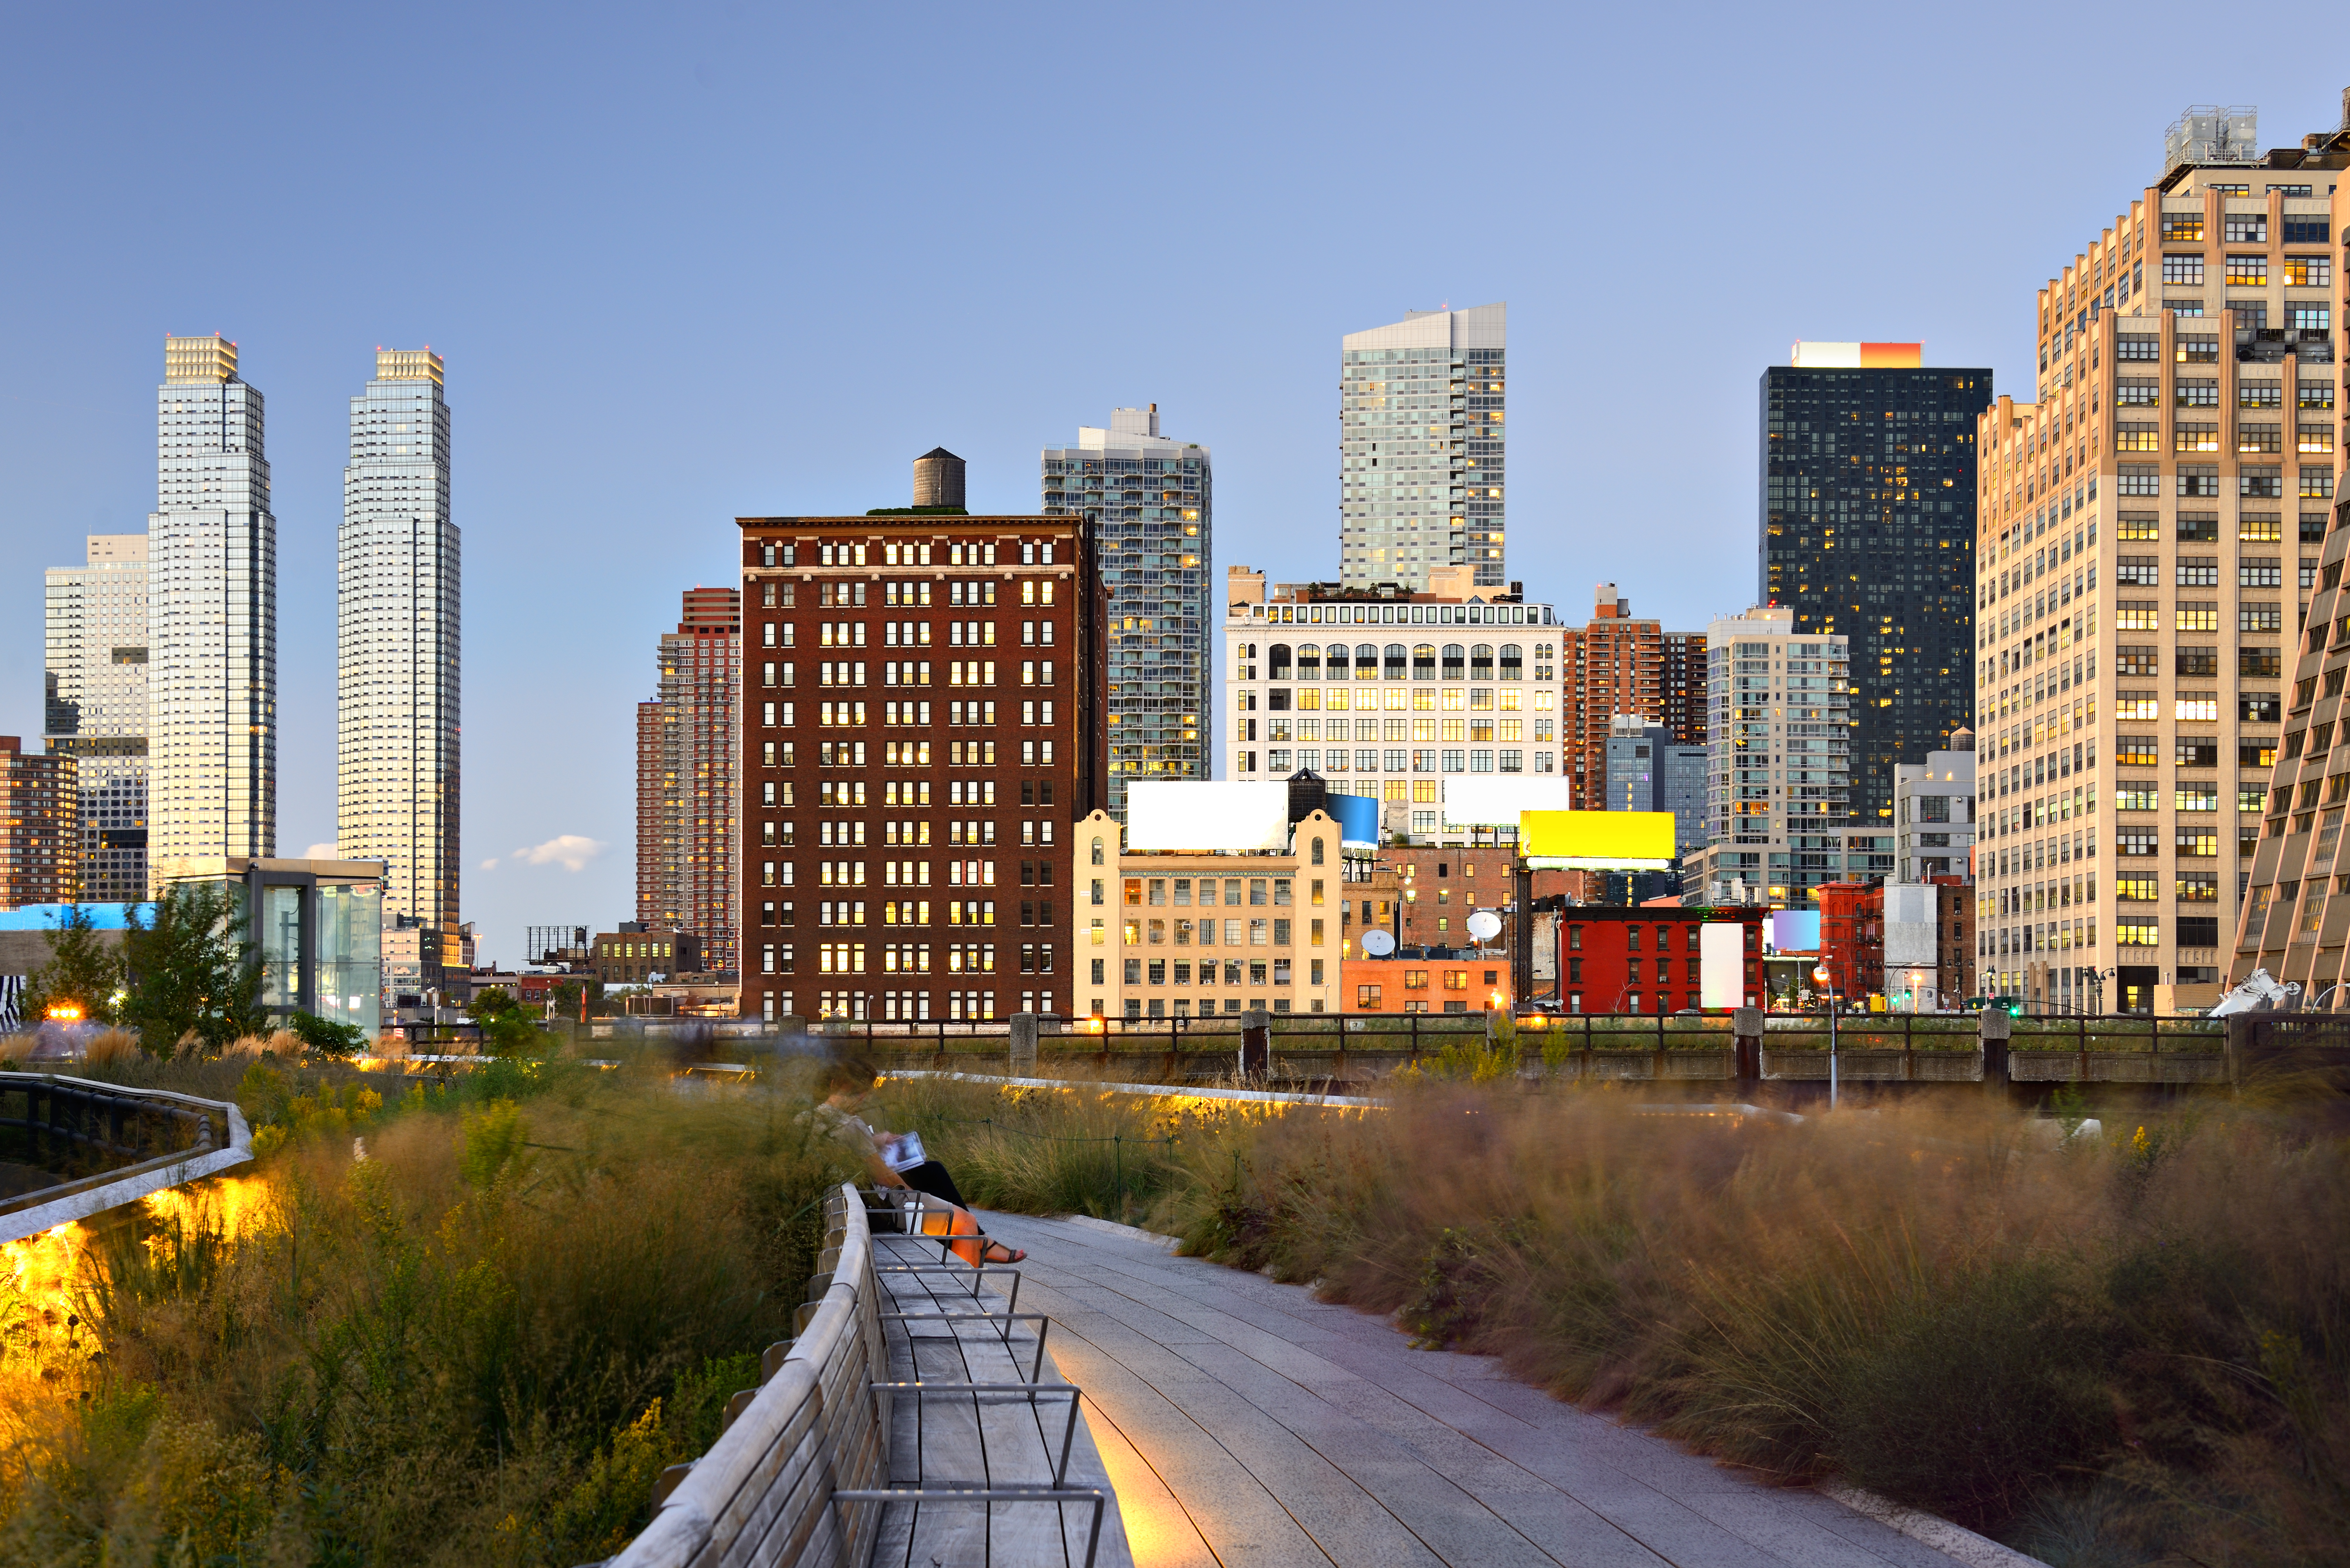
[
  {"x1": 1558, "y1": 585, "x2": 1706, "y2": 810},
  {"x1": 1814, "y1": 882, "x2": 1884, "y2": 1003},
  {"x1": 0, "y1": 737, "x2": 78, "y2": 907},
  {"x1": 1557, "y1": 906, "x2": 1764, "y2": 1014},
  {"x1": 734, "y1": 473, "x2": 1106, "y2": 1023}
]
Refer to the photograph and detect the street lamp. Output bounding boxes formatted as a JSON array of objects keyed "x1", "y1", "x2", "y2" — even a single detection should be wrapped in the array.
[{"x1": 1812, "y1": 962, "x2": 1840, "y2": 1109}]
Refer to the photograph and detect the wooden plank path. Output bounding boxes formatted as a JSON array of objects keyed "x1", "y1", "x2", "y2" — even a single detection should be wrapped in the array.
[
  {"x1": 866, "y1": 1219, "x2": 1133, "y2": 1567},
  {"x1": 976, "y1": 1211, "x2": 2004, "y2": 1568}
]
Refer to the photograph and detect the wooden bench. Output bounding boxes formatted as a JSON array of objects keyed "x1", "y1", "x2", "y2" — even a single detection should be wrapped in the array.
[{"x1": 599, "y1": 1182, "x2": 1117, "y2": 1568}]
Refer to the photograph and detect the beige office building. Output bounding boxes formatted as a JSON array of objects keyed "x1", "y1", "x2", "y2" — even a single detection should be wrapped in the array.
[
  {"x1": 1977, "y1": 102, "x2": 2345, "y2": 1015},
  {"x1": 1076, "y1": 808, "x2": 1342, "y2": 1019}
]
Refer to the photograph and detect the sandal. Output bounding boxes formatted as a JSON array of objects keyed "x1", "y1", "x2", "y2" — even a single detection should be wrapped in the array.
[{"x1": 980, "y1": 1241, "x2": 1027, "y2": 1266}]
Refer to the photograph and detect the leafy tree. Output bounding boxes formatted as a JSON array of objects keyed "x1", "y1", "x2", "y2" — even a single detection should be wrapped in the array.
[
  {"x1": 286, "y1": 1010, "x2": 366, "y2": 1057},
  {"x1": 121, "y1": 883, "x2": 264, "y2": 1056},
  {"x1": 546, "y1": 977, "x2": 607, "y2": 1021},
  {"x1": 466, "y1": 986, "x2": 544, "y2": 1055},
  {"x1": 20, "y1": 904, "x2": 126, "y2": 1025}
]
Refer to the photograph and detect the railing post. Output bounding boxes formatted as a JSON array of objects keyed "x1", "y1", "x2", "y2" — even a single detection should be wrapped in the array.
[
  {"x1": 1008, "y1": 1012, "x2": 1038, "y2": 1072},
  {"x1": 1239, "y1": 1007, "x2": 1271, "y2": 1078},
  {"x1": 1979, "y1": 1006, "x2": 2011, "y2": 1090},
  {"x1": 1733, "y1": 1006, "x2": 1763, "y2": 1094}
]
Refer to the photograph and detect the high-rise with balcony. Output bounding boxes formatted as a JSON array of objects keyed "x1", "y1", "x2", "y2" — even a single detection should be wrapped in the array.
[
  {"x1": 638, "y1": 588, "x2": 740, "y2": 973},
  {"x1": 1761, "y1": 343, "x2": 1990, "y2": 828},
  {"x1": 1340, "y1": 305, "x2": 1505, "y2": 591},
  {"x1": 1981, "y1": 99, "x2": 2346, "y2": 1017},
  {"x1": 42, "y1": 534, "x2": 150, "y2": 901},
  {"x1": 1041, "y1": 406, "x2": 1209, "y2": 817},
  {"x1": 148, "y1": 334, "x2": 274, "y2": 874},
  {"x1": 337, "y1": 349, "x2": 459, "y2": 938},
  {"x1": 1686, "y1": 607, "x2": 1881, "y2": 905}
]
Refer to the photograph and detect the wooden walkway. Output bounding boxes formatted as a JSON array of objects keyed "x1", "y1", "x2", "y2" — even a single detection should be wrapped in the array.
[
  {"x1": 976, "y1": 1210, "x2": 2000, "y2": 1568},
  {"x1": 866, "y1": 1221, "x2": 1133, "y2": 1567}
]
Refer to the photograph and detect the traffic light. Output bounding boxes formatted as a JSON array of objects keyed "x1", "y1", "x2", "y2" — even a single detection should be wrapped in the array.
[{"x1": 2007, "y1": 1001, "x2": 2025, "y2": 1018}]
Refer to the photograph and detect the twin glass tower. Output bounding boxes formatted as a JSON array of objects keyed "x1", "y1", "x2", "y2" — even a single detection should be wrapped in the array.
[{"x1": 43, "y1": 339, "x2": 457, "y2": 938}]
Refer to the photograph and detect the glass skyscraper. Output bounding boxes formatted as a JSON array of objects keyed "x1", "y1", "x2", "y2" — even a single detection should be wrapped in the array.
[
  {"x1": 1759, "y1": 345, "x2": 1989, "y2": 827},
  {"x1": 1041, "y1": 406, "x2": 1209, "y2": 818},
  {"x1": 149, "y1": 334, "x2": 275, "y2": 873},
  {"x1": 42, "y1": 533, "x2": 150, "y2": 901},
  {"x1": 1340, "y1": 304, "x2": 1506, "y2": 591},
  {"x1": 337, "y1": 349, "x2": 459, "y2": 935}
]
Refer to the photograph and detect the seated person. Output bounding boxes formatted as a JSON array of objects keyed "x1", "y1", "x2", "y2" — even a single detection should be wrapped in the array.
[{"x1": 812, "y1": 1056, "x2": 1023, "y2": 1265}]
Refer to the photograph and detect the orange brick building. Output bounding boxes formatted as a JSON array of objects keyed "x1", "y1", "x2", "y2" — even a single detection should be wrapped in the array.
[{"x1": 1560, "y1": 585, "x2": 1705, "y2": 808}]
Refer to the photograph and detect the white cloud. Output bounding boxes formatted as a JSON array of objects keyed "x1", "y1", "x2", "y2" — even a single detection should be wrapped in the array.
[
  {"x1": 509, "y1": 835, "x2": 607, "y2": 873},
  {"x1": 303, "y1": 842, "x2": 339, "y2": 860},
  {"x1": 480, "y1": 858, "x2": 500, "y2": 871}
]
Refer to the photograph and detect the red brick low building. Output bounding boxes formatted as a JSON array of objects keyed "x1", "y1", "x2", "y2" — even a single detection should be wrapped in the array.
[{"x1": 1558, "y1": 906, "x2": 1764, "y2": 1013}]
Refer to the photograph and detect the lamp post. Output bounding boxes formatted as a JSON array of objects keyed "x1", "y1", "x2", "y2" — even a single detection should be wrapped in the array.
[{"x1": 1812, "y1": 962, "x2": 1839, "y2": 1109}]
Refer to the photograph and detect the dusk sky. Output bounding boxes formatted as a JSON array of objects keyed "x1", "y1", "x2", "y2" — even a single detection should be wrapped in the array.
[{"x1": 2, "y1": 4, "x2": 2341, "y2": 961}]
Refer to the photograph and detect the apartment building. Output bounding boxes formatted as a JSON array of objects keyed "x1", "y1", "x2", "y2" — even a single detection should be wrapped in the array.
[
  {"x1": 1979, "y1": 100, "x2": 2345, "y2": 1015},
  {"x1": 1339, "y1": 304, "x2": 1506, "y2": 590},
  {"x1": 338, "y1": 349, "x2": 460, "y2": 941},
  {"x1": 1077, "y1": 808, "x2": 1340, "y2": 1018},
  {"x1": 148, "y1": 334, "x2": 275, "y2": 873},
  {"x1": 637, "y1": 588, "x2": 740, "y2": 971},
  {"x1": 1559, "y1": 585, "x2": 1706, "y2": 809},
  {"x1": 1602, "y1": 717, "x2": 1708, "y2": 853},
  {"x1": 1894, "y1": 734, "x2": 1978, "y2": 883},
  {"x1": 1224, "y1": 567, "x2": 1564, "y2": 839},
  {"x1": 1041, "y1": 406, "x2": 1210, "y2": 816},
  {"x1": 1686, "y1": 607, "x2": 1888, "y2": 905},
  {"x1": 42, "y1": 533, "x2": 148, "y2": 901},
  {"x1": 734, "y1": 459, "x2": 1107, "y2": 1023},
  {"x1": 0, "y1": 739, "x2": 79, "y2": 908},
  {"x1": 1761, "y1": 344, "x2": 1990, "y2": 824}
]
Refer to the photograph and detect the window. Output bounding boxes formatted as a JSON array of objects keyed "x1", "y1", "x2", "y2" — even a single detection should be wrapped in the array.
[
  {"x1": 2116, "y1": 919, "x2": 2160, "y2": 947},
  {"x1": 2176, "y1": 423, "x2": 2220, "y2": 452},
  {"x1": 2115, "y1": 556, "x2": 2160, "y2": 586},
  {"x1": 2239, "y1": 425, "x2": 2284, "y2": 453},
  {"x1": 2117, "y1": 830, "x2": 2160, "y2": 856},
  {"x1": 2240, "y1": 558, "x2": 2283, "y2": 587},
  {"x1": 2283, "y1": 255, "x2": 2332, "y2": 289},
  {"x1": 2161, "y1": 254, "x2": 2204, "y2": 285},
  {"x1": 2116, "y1": 602, "x2": 2160, "y2": 630},
  {"x1": 2114, "y1": 378, "x2": 2160, "y2": 406},
  {"x1": 2223, "y1": 213, "x2": 2267, "y2": 242},
  {"x1": 2282, "y1": 216, "x2": 2331, "y2": 244},
  {"x1": 2115, "y1": 423, "x2": 2159, "y2": 451},
  {"x1": 2115, "y1": 736, "x2": 2160, "y2": 767},
  {"x1": 2160, "y1": 211, "x2": 2204, "y2": 242},
  {"x1": 2176, "y1": 603, "x2": 2219, "y2": 632},
  {"x1": 2115, "y1": 692, "x2": 2160, "y2": 721},
  {"x1": 2116, "y1": 334, "x2": 2161, "y2": 361},
  {"x1": 2175, "y1": 829, "x2": 2219, "y2": 857},
  {"x1": 2175, "y1": 785, "x2": 2219, "y2": 813},
  {"x1": 2115, "y1": 876, "x2": 2160, "y2": 901},
  {"x1": 2226, "y1": 254, "x2": 2269, "y2": 286},
  {"x1": 2243, "y1": 692, "x2": 2284, "y2": 723},
  {"x1": 2178, "y1": 335, "x2": 2221, "y2": 363},
  {"x1": 2115, "y1": 786, "x2": 2159, "y2": 812},
  {"x1": 2115, "y1": 646, "x2": 2160, "y2": 677},
  {"x1": 2176, "y1": 694, "x2": 2220, "y2": 722},
  {"x1": 2116, "y1": 465, "x2": 2160, "y2": 496},
  {"x1": 2304, "y1": 469, "x2": 2337, "y2": 500},
  {"x1": 2240, "y1": 647, "x2": 2282, "y2": 677},
  {"x1": 2242, "y1": 604, "x2": 2285, "y2": 634}
]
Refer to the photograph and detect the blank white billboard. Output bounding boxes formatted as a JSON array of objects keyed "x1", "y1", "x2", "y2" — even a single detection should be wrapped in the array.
[
  {"x1": 1443, "y1": 775, "x2": 1571, "y2": 828},
  {"x1": 1699, "y1": 923, "x2": 1745, "y2": 1010},
  {"x1": 1126, "y1": 781, "x2": 1291, "y2": 852}
]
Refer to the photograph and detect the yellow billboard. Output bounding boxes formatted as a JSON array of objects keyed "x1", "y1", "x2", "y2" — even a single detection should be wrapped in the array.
[{"x1": 1520, "y1": 810, "x2": 1675, "y2": 869}]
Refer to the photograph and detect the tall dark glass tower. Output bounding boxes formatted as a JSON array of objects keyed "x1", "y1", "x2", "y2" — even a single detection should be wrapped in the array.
[{"x1": 1760, "y1": 346, "x2": 1990, "y2": 831}]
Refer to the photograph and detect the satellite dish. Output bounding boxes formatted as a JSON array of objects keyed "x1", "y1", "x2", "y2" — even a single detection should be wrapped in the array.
[
  {"x1": 1361, "y1": 929, "x2": 1396, "y2": 957},
  {"x1": 1466, "y1": 910, "x2": 1502, "y2": 942}
]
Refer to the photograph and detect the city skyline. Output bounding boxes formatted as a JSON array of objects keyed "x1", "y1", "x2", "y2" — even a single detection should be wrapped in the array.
[{"x1": 4, "y1": 7, "x2": 2343, "y2": 956}]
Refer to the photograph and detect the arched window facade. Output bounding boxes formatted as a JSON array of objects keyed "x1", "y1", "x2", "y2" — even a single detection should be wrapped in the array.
[
  {"x1": 1441, "y1": 643, "x2": 1465, "y2": 680},
  {"x1": 1411, "y1": 644, "x2": 1436, "y2": 680},
  {"x1": 1383, "y1": 643, "x2": 1408, "y2": 680},
  {"x1": 1268, "y1": 644, "x2": 1293, "y2": 679},
  {"x1": 1091, "y1": 837, "x2": 1105, "y2": 866},
  {"x1": 1354, "y1": 643, "x2": 1379, "y2": 678},
  {"x1": 1499, "y1": 643, "x2": 1524, "y2": 680},
  {"x1": 1297, "y1": 643, "x2": 1321, "y2": 678},
  {"x1": 1469, "y1": 643, "x2": 1495, "y2": 680}
]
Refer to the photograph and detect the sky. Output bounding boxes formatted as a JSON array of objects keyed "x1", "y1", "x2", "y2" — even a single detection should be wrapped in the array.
[{"x1": 1, "y1": 4, "x2": 2342, "y2": 964}]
